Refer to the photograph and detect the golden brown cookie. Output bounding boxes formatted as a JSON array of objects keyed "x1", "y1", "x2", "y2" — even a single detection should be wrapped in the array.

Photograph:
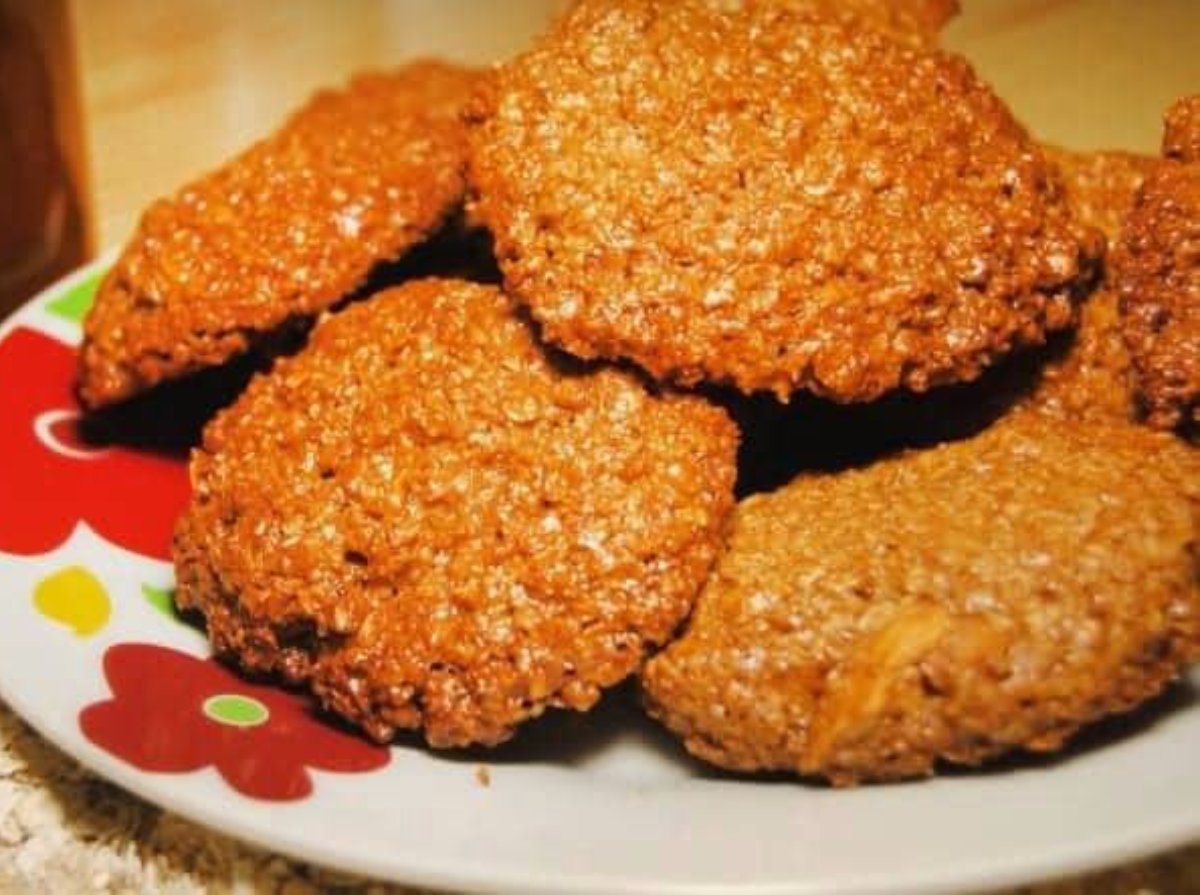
[
  {"x1": 1020, "y1": 147, "x2": 1156, "y2": 425},
  {"x1": 468, "y1": 0, "x2": 1100, "y2": 402},
  {"x1": 728, "y1": 145, "x2": 1149, "y2": 488},
  {"x1": 764, "y1": 0, "x2": 959, "y2": 45},
  {"x1": 730, "y1": 145, "x2": 1154, "y2": 501},
  {"x1": 1163, "y1": 94, "x2": 1200, "y2": 163},
  {"x1": 1117, "y1": 160, "x2": 1200, "y2": 433},
  {"x1": 1043, "y1": 145, "x2": 1155, "y2": 243},
  {"x1": 1018, "y1": 287, "x2": 1133, "y2": 425},
  {"x1": 174, "y1": 279, "x2": 738, "y2": 748},
  {"x1": 79, "y1": 61, "x2": 476, "y2": 408},
  {"x1": 642, "y1": 415, "x2": 1199, "y2": 785}
]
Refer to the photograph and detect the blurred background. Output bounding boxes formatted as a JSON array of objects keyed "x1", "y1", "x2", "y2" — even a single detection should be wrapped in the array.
[{"x1": 2, "y1": 0, "x2": 1199, "y2": 315}]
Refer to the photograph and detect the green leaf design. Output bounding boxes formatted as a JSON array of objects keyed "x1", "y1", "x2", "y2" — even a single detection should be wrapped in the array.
[
  {"x1": 141, "y1": 584, "x2": 182, "y2": 622},
  {"x1": 46, "y1": 272, "x2": 102, "y2": 324}
]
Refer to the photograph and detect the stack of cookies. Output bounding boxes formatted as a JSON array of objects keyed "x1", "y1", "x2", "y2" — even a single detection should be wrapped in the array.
[{"x1": 78, "y1": 0, "x2": 1198, "y2": 785}]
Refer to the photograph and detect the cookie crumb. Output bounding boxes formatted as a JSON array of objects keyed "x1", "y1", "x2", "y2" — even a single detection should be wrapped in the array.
[{"x1": 475, "y1": 765, "x2": 491, "y2": 787}]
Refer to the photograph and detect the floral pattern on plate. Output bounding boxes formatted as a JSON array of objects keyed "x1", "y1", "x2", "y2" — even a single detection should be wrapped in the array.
[
  {"x1": 80, "y1": 642, "x2": 391, "y2": 801},
  {"x1": 0, "y1": 326, "x2": 189, "y2": 560}
]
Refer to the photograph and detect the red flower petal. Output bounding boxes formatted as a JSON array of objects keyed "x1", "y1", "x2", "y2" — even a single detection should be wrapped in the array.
[
  {"x1": 214, "y1": 748, "x2": 315, "y2": 801},
  {"x1": 102, "y1": 642, "x2": 220, "y2": 700},
  {"x1": 80, "y1": 700, "x2": 214, "y2": 772},
  {"x1": 81, "y1": 643, "x2": 220, "y2": 771},
  {"x1": 237, "y1": 705, "x2": 394, "y2": 776},
  {"x1": 277, "y1": 708, "x2": 394, "y2": 773},
  {"x1": 0, "y1": 327, "x2": 188, "y2": 559},
  {"x1": 80, "y1": 643, "x2": 390, "y2": 802}
]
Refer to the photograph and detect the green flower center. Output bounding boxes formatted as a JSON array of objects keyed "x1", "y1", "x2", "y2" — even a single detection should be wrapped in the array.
[{"x1": 203, "y1": 694, "x2": 270, "y2": 728}]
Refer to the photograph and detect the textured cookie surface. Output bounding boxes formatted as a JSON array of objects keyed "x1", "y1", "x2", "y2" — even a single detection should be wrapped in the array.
[
  {"x1": 768, "y1": 0, "x2": 958, "y2": 44},
  {"x1": 1043, "y1": 146, "x2": 1154, "y2": 243},
  {"x1": 80, "y1": 61, "x2": 476, "y2": 408},
  {"x1": 1019, "y1": 288, "x2": 1131, "y2": 425},
  {"x1": 469, "y1": 0, "x2": 1099, "y2": 401},
  {"x1": 1118, "y1": 160, "x2": 1200, "y2": 433},
  {"x1": 1022, "y1": 148, "x2": 1155, "y2": 424},
  {"x1": 643, "y1": 415, "x2": 1199, "y2": 785},
  {"x1": 174, "y1": 279, "x2": 737, "y2": 748},
  {"x1": 1163, "y1": 94, "x2": 1200, "y2": 163}
]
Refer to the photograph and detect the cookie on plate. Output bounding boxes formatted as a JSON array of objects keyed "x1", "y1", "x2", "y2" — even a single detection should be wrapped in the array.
[
  {"x1": 1042, "y1": 145, "x2": 1154, "y2": 243},
  {"x1": 1117, "y1": 155, "x2": 1200, "y2": 433},
  {"x1": 642, "y1": 415, "x2": 1199, "y2": 785},
  {"x1": 1020, "y1": 147, "x2": 1155, "y2": 425},
  {"x1": 1163, "y1": 94, "x2": 1200, "y2": 163},
  {"x1": 174, "y1": 279, "x2": 738, "y2": 748},
  {"x1": 768, "y1": 0, "x2": 959, "y2": 45},
  {"x1": 79, "y1": 61, "x2": 476, "y2": 408},
  {"x1": 1017, "y1": 287, "x2": 1132, "y2": 426},
  {"x1": 468, "y1": 0, "x2": 1100, "y2": 402}
]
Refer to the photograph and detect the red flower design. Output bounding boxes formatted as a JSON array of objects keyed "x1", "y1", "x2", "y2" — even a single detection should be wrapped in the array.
[
  {"x1": 0, "y1": 327, "x2": 188, "y2": 559},
  {"x1": 80, "y1": 643, "x2": 390, "y2": 801}
]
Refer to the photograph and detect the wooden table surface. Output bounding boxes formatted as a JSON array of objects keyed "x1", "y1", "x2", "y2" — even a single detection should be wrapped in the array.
[
  {"x1": 74, "y1": 0, "x2": 1200, "y2": 250},
  {"x1": 1, "y1": 1, "x2": 1197, "y2": 893}
]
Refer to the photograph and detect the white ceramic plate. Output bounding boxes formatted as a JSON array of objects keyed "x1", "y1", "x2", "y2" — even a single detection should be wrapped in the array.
[{"x1": 0, "y1": 256, "x2": 1197, "y2": 894}]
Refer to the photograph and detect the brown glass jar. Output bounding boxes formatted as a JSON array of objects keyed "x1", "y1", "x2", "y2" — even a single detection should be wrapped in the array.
[{"x1": 0, "y1": 0, "x2": 91, "y2": 320}]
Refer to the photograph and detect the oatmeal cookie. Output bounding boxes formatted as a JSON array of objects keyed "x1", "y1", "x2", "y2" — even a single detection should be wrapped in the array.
[
  {"x1": 174, "y1": 279, "x2": 737, "y2": 748},
  {"x1": 643, "y1": 415, "x2": 1198, "y2": 784},
  {"x1": 80, "y1": 61, "x2": 476, "y2": 408},
  {"x1": 468, "y1": 0, "x2": 1100, "y2": 401},
  {"x1": 1118, "y1": 160, "x2": 1200, "y2": 433}
]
